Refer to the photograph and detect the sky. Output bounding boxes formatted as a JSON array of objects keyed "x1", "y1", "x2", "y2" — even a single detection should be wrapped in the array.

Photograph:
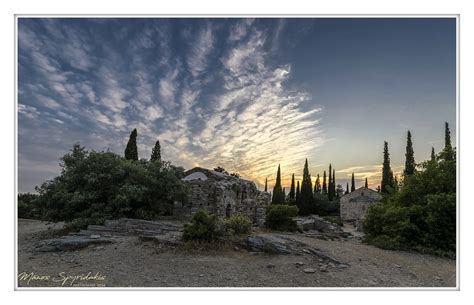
[{"x1": 17, "y1": 18, "x2": 457, "y2": 193}]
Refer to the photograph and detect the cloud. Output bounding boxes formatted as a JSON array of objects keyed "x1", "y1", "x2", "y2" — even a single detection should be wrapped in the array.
[
  {"x1": 18, "y1": 19, "x2": 324, "y2": 192},
  {"x1": 186, "y1": 23, "x2": 214, "y2": 77}
]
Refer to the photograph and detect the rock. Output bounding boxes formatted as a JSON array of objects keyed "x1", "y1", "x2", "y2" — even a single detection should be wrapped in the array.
[
  {"x1": 245, "y1": 236, "x2": 292, "y2": 255},
  {"x1": 328, "y1": 262, "x2": 335, "y2": 268},
  {"x1": 35, "y1": 235, "x2": 114, "y2": 252},
  {"x1": 434, "y1": 276, "x2": 443, "y2": 281},
  {"x1": 199, "y1": 274, "x2": 205, "y2": 277},
  {"x1": 90, "y1": 234, "x2": 101, "y2": 239},
  {"x1": 234, "y1": 246, "x2": 239, "y2": 251},
  {"x1": 319, "y1": 265, "x2": 328, "y2": 272},
  {"x1": 303, "y1": 268, "x2": 315, "y2": 273},
  {"x1": 95, "y1": 246, "x2": 105, "y2": 251},
  {"x1": 294, "y1": 262, "x2": 305, "y2": 267},
  {"x1": 266, "y1": 264, "x2": 275, "y2": 269}
]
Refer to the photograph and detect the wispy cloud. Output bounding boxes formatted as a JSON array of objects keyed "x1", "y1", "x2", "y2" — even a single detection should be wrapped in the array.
[{"x1": 18, "y1": 18, "x2": 324, "y2": 192}]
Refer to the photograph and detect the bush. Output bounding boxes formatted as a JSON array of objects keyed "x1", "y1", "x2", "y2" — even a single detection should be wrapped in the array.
[
  {"x1": 314, "y1": 194, "x2": 340, "y2": 216},
  {"x1": 363, "y1": 149, "x2": 456, "y2": 256},
  {"x1": 33, "y1": 144, "x2": 189, "y2": 228},
  {"x1": 224, "y1": 214, "x2": 252, "y2": 235},
  {"x1": 265, "y1": 204, "x2": 299, "y2": 231},
  {"x1": 18, "y1": 193, "x2": 41, "y2": 219},
  {"x1": 183, "y1": 209, "x2": 219, "y2": 241}
]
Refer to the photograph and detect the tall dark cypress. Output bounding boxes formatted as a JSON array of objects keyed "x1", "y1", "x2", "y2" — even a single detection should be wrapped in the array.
[
  {"x1": 381, "y1": 141, "x2": 395, "y2": 193},
  {"x1": 150, "y1": 140, "x2": 161, "y2": 162},
  {"x1": 351, "y1": 172, "x2": 356, "y2": 192},
  {"x1": 289, "y1": 174, "x2": 296, "y2": 200},
  {"x1": 124, "y1": 128, "x2": 138, "y2": 161},
  {"x1": 404, "y1": 130, "x2": 415, "y2": 176},
  {"x1": 271, "y1": 165, "x2": 285, "y2": 204},
  {"x1": 328, "y1": 164, "x2": 333, "y2": 201},
  {"x1": 332, "y1": 169, "x2": 336, "y2": 197},
  {"x1": 264, "y1": 178, "x2": 268, "y2": 192},
  {"x1": 365, "y1": 177, "x2": 368, "y2": 188},
  {"x1": 298, "y1": 159, "x2": 314, "y2": 215},
  {"x1": 296, "y1": 181, "x2": 300, "y2": 204},
  {"x1": 314, "y1": 173, "x2": 321, "y2": 194},
  {"x1": 431, "y1": 147, "x2": 436, "y2": 162},
  {"x1": 322, "y1": 171, "x2": 327, "y2": 195},
  {"x1": 443, "y1": 122, "x2": 454, "y2": 161},
  {"x1": 345, "y1": 182, "x2": 349, "y2": 194}
]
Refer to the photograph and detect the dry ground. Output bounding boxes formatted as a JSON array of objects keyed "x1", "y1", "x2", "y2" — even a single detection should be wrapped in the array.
[{"x1": 17, "y1": 218, "x2": 456, "y2": 288}]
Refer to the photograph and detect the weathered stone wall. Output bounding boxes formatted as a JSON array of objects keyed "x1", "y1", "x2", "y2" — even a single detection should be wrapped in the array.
[
  {"x1": 174, "y1": 167, "x2": 270, "y2": 226},
  {"x1": 340, "y1": 187, "x2": 382, "y2": 222}
]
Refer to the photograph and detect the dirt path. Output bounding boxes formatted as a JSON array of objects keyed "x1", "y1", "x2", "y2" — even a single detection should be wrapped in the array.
[{"x1": 17, "y1": 219, "x2": 456, "y2": 288}]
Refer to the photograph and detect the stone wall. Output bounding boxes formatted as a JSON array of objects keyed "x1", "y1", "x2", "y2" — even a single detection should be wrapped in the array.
[
  {"x1": 340, "y1": 187, "x2": 382, "y2": 222},
  {"x1": 174, "y1": 167, "x2": 270, "y2": 226}
]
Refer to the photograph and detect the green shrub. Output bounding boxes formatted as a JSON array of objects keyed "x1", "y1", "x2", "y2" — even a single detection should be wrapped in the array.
[
  {"x1": 314, "y1": 194, "x2": 339, "y2": 216},
  {"x1": 18, "y1": 193, "x2": 41, "y2": 219},
  {"x1": 33, "y1": 143, "x2": 188, "y2": 228},
  {"x1": 183, "y1": 209, "x2": 219, "y2": 241},
  {"x1": 363, "y1": 149, "x2": 456, "y2": 257},
  {"x1": 265, "y1": 204, "x2": 299, "y2": 231},
  {"x1": 224, "y1": 213, "x2": 252, "y2": 235}
]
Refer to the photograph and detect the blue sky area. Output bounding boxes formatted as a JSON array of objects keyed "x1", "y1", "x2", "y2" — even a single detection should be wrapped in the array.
[{"x1": 18, "y1": 18, "x2": 457, "y2": 192}]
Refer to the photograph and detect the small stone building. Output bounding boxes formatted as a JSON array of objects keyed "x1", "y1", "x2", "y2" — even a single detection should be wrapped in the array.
[
  {"x1": 340, "y1": 187, "x2": 382, "y2": 226},
  {"x1": 173, "y1": 167, "x2": 270, "y2": 226}
]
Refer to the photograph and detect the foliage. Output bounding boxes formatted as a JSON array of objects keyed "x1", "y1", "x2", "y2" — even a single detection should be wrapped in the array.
[
  {"x1": 18, "y1": 193, "x2": 41, "y2": 219},
  {"x1": 297, "y1": 159, "x2": 314, "y2": 215},
  {"x1": 213, "y1": 166, "x2": 228, "y2": 174},
  {"x1": 364, "y1": 148, "x2": 456, "y2": 256},
  {"x1": 314, "y1": 194, "x2": 340, "y2": 216},
  {"x1": 404, "y1": 131, "x2": 416, "y2": 176},
  {"x1": 335, "y1": 184, "x2": 344, "y2": 199},
  {"x1": 322, "y1": 171, "x2": 327, "y2": 195},
  {"x1": 381, "y1": 141, "x2": 394, "y2": 194},
  {"x1": 271, "y1": 165, "x2": 285, "y2": 205},
  {"x1": 351, "y1": 172, "x2": 356, "y2": 192},
  {"x1": 34, "y1": 144, "x2": 188, "y2": 229},
  {"x1": 224, "y1": 213, "x2": 253, "y2": 235},
  {"x1": 230, "y1": 172, "x2": 240, "y2": 178},
  {"x1": 289, "y1": 174, "x2": 295, "y2": 200},
  {"x1": 328, "y1": 164, "x2": 334, "y2": 201},
  {"x1": 124, "y1": 128, "x2": 138, "y2": 161},
  {"x1": 150, "y1": 140, "x2": 161, "y2": 162},
  {"x1": 265, "y1": 204, "x2": 299, "y2": 231},
  {"x1": 183, "y1": 209, "x2": 219, "y2": 241}
]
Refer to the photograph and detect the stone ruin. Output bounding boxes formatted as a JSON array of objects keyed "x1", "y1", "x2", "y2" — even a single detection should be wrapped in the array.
[
  {"x1": 173, "y1": 167, "x2": 270, "y2": 226},
  {"x1": 339, "y1": 186, "x2": 382, "y2": 231}
]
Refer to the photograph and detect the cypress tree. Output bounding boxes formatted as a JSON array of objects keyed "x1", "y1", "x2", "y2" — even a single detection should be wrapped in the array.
[
  {"x1": 393, "y1": 175, "x2": 399, "y2": 192},
  {"x1": 351, "y1": 172, "x2": 356, "y2": 192},
  {"x1": 298, "y1": 159, "x2": 314, "y2": 215},
  {"x1": 431, "y1": 147, "x2": 436, "y2": 162},
  {"x1": 365, "y1": 177, "x2": 368, "y2": 188},
  {"x1": 328, "y1": 164, "x2": 333, "y2": 201},
  {"x1": 296, "y1": 181, "x2": 300, "y2": 204},
  {"x1": 322, "y1": 171, "x2": 327, "y2": 195},
  {"x1": 289, "y1": 174, "x2": 296, "y2": 200},
  {"x1": 332, "y1": 169, "x2": 336, "y2": 197},
  {"x1": 345, "y1": 182, "x2": 349, "y2": 194},
  {"x1": 443, "y1": 122, "x2": 454, "y2": 161},
  {"x1": 150, "y1": 140, "x2": 161, "y2": 162},
  {"x1": 264, "y1": 178, "x2": 268, "y2": 192},
  {"x1": 404, "y1": 130, "x2": 415, "y2": 176},
  {"x1": 381, "y1": 141, "x2": 395, "y2": 193},
  {"x1": 271, "y1": 164, "x2": 285, "y2": 204},
  {"x1": 124, "y1": 128, "x2": 138, "y2": 161},
  {"x1": 315, "y1": 174, "x2": 321, "y2": 193}
]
